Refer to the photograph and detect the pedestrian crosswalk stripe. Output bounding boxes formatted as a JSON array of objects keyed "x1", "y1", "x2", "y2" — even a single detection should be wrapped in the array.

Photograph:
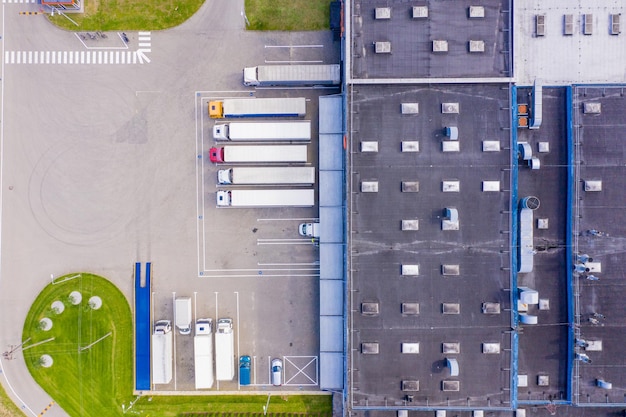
[{"x1": 5, "y1": 50, "x2": 151, "y2": 65}]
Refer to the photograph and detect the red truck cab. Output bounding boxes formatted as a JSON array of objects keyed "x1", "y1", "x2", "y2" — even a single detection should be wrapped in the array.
[{"x1": 209, "y1": 147, "x2": 224, "y2": 163}]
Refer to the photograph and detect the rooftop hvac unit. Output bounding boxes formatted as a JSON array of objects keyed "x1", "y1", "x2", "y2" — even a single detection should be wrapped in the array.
[
  {"x1": 361, "y1": 181, "x2": 379, "y2": 192},
  {"x1": 482, "y1": 302, "x2": 501, "y2": 314},
  {"x1": 441, "y1": 264, "x2": 460, "y2": 275},
  {"x1": 401, "y1": 141, "x2": 419, "y2": 152},
  {"x1": 401, "y1": 264, "x2": 420, "y2": 276},
  {"x1": 442, "y1": 102, "x2": 459, "y2": 113},
  {"x1": 432, "y1": 40, "x2": 449, "y2": 52},
  {"x1": 374, "y1": 7, "x2": 391, "y2": 19},
  {"x1": 468, "y1": 6, "x2": 485, "y2": 18},
  {"x1": 412, "y1": 6, "x2": 428, "y2": 19},
  {"x1": 361, "y1": 342, "x2": 379, "y2": 354},
  {"x1": 583, "y1": 102, "x2": 601, "y2": 114},
  {"x1": 401, "y1": 302, "x2": 420, "y2": 315},
  {"x1": 442, "y1": 141, "x2": 460, "y2": 152},
  {"x1": 401, "y1": 102, "x2": 419, "y2": 114},
  {"x1": 401, "y1": 220, "x2": 419, "y2": 231},
  {"x1": 584, "y1": 180, "x2": 602, "y2": 192},
  {"x1": 442, "y1": 380, "x2": 460, "y2": 391},
  {"x1": 469, "y1": 40, "x2": 485, "y2": 53},
  {"x1": 442, "y1": 180, "x2": 460, "y2": 192},
  {"x1": 401, "y1": 181, "x2": 419, "y2": 192},
  {"x1": 564, "y1": 14, "x2": 574, "y2": 35},
  {"x1": 583, "y1": 14, "x2": 593, "y2": 35},
  {"x1": 401, "y1": 380, "x2": 420, "y2": 391},
  {"x1": 374, "y1": 41, "x2": 391, "y2": 53},
  {"x1": 401, "y1": 342, "x2": 420, "y2": 354},
  {"x1": 536, "y1": 15, "x2": 545, "y2": 36},
  {"x1": 482, "y1": 140, "x2": 500, "y2": 152},
  {"x1": 361, "y1": 302, "x2": 379, "y2": 315},
  {"x1": 442, "y1": 342, "x2": 460, "y2": 354},
  {"x1": 360, "y1": 141, "x2": 379, "y2": 152},
  {"x1": 482, "y1": 342, "x2": 501, "y2": 354},
  {"x1": 610, "y1": 14, "x2": 621, "y2": 35},
  {"x1": 442, "y1": 303, "x2": 460, "y2": 314}
]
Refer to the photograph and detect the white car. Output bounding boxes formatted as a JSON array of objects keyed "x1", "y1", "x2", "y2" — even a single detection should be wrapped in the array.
[{"x1": 271, "y1": 358, "x2": 283, "y2": 386}]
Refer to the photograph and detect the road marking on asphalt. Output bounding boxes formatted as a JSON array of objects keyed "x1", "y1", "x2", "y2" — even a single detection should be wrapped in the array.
[
  {"x1": 264, "y1": 44, "x2": 324, "y2": 48},
  {"x1": 5, "y1": 49, "x2": 149, "y2": 64},
  {"x1": 5, "y1": 32, "x2": 151, "y2": 65}
]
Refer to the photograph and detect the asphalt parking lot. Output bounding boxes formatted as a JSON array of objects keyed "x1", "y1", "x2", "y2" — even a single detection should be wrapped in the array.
[{"x1": 0, "y1": 0, "x2": 340, "y2": 413}]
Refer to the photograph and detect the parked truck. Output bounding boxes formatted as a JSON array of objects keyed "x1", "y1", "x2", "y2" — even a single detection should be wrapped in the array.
[
  {"x1": 218, "y1": 167, "x2": 316, "y2": 185},
  {"x1": 152, "y1": 320, "x2": 173, "y2": 385},
  {"x1": 215, "y1": 318, "x2": 235, "y2": 381},
  {"x1": 209, "y1": 145, "x2": 308, "y2": 164},
  {"x1": 239, "y1": 355, "x2": 251, "y2": 386},
  {"x1": 208, "y1": 97, "x2": 306, "y2": 119},
  {"x1": 194, "y1": 319, "x2": 214, "y2": 389},
  {"x1": 243, "y1": 64, "x2": 341, "y2": 87},
  {"x1": 175, "y1": 297, "x2": 192, "y2": 335},
  {"x1": 217, "y1": 189, "x2": 315, "y2": 208},
  {"x1": 213, "y1": 121, "x2": 311, "y2": 141}
]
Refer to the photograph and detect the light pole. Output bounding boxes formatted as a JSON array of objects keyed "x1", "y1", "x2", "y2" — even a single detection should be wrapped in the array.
[{"x1": 263, "y1": 393, "x2": 271, "y2": 416}]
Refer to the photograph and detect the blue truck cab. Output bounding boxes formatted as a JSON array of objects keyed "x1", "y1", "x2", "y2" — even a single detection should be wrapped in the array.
[{"x1": 239, "y1": 355, "x2": 251, "y2": 386}]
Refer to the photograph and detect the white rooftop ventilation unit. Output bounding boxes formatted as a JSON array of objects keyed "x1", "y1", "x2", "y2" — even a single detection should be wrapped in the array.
[
  {"x1": 374, "y1": 7, "x2": 391, "y2": 20},
  {"x1": 375, "y1": 41, "x2": 391, "y2": 54},
  {"x1": 536, "y1": 15, "x2": 545, "y2": 36},
  {"x1": 412, "y1": 6, "x2": 428, "y2": 19},
  {"x1": 610, "y1": 14, "x2": 621, "y2": 35},
  {"x1": 468, "y1": 6, "x2": 484, "y2": 18},
  {"x1": 432, "y1": 40, "x2": 449, "y2": 52},
  {"x1": 401, "y1": 103, "x2": 419, "y2": 114},
  {"x1": 442, "y1": 102, "x2": 459, "y2": 113},
  {"x1": 583, "y1": 14, "x2": 593, "y2": 35},
  {"x1": 469, "y1": 40, "x2": 485, "y2": 53},
  {"x1": 583, "y1": 102, "x2": 601, "y2": 114},
  {"x1": 564, "y1": 15, "x2": 574, "y2": 35}
]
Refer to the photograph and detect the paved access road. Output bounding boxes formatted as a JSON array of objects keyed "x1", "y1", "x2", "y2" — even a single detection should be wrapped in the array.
[{"x1": 0, "y1": 1, "x2": 337, "y2": 415}]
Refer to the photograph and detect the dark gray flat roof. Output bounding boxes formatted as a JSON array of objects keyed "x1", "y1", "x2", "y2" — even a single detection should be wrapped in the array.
[
  {"x1": 572, "y1": 86, "x2": 626, "y2": 405},
  {"x1": 349, "y1": 84, "x2": 513, "y2": 408},
  {"x1": 351, "y1": 0, "x2": 512, "y2": 79}
]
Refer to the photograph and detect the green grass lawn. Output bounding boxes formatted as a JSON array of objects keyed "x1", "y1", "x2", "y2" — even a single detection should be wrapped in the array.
[
  {"x1": 49, "y1": 0, "x2": 205, "y2": 31},
  {"x1": 22, "y1": 274, "x2": 332, "y2": 417},
  {"x1": 0, "y1": 383, "x2": 26, "y2": 417},
  {"x1": 244, "y1": 0, "x2": 332, "y2": 30},
  {"x1": 22, "y1": 274, "x2": 134, "y2": 416}
]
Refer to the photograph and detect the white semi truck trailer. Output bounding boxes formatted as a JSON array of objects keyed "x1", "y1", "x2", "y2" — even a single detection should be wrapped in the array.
[
  {"x1": 151, "y1": 320, "x2": 173, "y2": 385},
  {"x1": 217, "y1": 167, "x2": 315, "y2": 185},
  {"x1": 243, "y1": 64, "x2": 341, "y2": 86},
  {"x1": 194, "y1": 319, "x2": 214, "y2": 389},
  {"x1": 213, "y1": 121, "x2": 311, "y2": 141},
  {"x1": 215, "y1": 318, "x2": 235, "y2": 381},
  {"x1": 209, "y1": 145, "x2": 308, "y2": 164},
  {"x1": 216, "y1": 189, "x2": 315, "y2": 208},
  {"x1": 208, "y1": 97, "x2": 307, "y2": 118}
]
